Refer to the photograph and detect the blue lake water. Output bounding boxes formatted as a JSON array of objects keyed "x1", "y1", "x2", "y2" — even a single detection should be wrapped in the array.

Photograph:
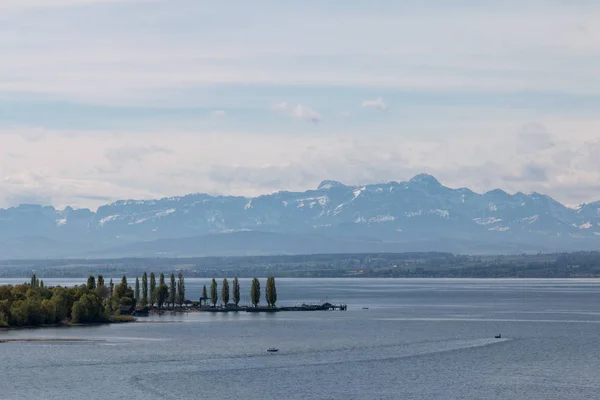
[{"x1": 1, "y1": 278, "x2": 600, "y2": 399}]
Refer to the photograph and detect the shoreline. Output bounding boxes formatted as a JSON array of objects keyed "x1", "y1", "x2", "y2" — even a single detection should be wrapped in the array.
[
  {"x1": 0, "y1": 338, "x2": 104, "y2": 343},
  {"x1": 0, "y1": 318, "x2": 135, "y2": 332}
]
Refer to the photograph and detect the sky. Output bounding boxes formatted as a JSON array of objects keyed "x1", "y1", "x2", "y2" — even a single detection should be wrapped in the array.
[{"x1": 1, "y1": 0, "x2": 600, "y2": 210}]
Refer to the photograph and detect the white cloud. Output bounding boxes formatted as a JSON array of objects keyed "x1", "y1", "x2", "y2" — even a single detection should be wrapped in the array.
[
  {"x1": 273, "y1": 102, "x2": 322, "y2": 124},
  {"x1": 210, "y1": 110, "x2": 227, "y2": 118},
  {"x1": 362, "y1": 98, "x2": 388, "y2": 112}
]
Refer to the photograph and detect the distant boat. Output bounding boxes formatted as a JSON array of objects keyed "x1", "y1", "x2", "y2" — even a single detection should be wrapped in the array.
[
  {"x1": 494, "y1": 334, "x2": 502, "y2": 339},
  {"x1": 362, "y1": 307, "x2": 369, "y2": 310},
  {"x1": 267, "y1": 348, "x2": 279, "y2": 352}
]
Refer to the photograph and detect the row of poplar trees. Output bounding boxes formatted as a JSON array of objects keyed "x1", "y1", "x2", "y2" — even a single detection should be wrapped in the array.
[
  {"x1": 129, "y1": 272, "x2": 186, "y2": 309},
  {"x1": 201, "y1": 277, "x2": 277, "y2": 308}
]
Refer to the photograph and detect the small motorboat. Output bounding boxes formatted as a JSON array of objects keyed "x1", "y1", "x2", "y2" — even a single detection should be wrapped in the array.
[
  {"x1": 267, "y1": 348, "x2": 279, "y2": 352},
  {"x1": 362, "y1": 307, "x2": 369, "y2": 310},
  {"x1": 494, "y1": 334, "x2": 502, "y2": 339}
]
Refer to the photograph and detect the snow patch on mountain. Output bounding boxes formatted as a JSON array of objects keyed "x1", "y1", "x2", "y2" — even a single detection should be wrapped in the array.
[
  {"x1": 577, "y1": 222, "x2": 592, "y2": 229},
  {"x1": 56, "y1": 217, "x2": 67, "y2": 226},
  {"x1": 474, "y1": 217, "x2": 502, "y2": 225},
  {"x1": 296, "y1": 196, "x2": 328, "y2": 209},
  {"x1": 353, "y1": 187, "x2": 365, "y2": 199},
  {"x1": 98, "y1": 215, "x2": 120, "y2": 227},
  {"x1": 368, "y1": 215, "x2": 396, "y2": 223},
  {"x1": 405, "y1": 210, "x2": 423, "y2": 218},
  {"x1": 116, "y1": 200, "x2": 151, "y2": 206},
  {"x1": 489, "y1": 226, "x2": 509, "y2": 232},
  {"x1": 244, "y1": 200, "x2": 252, "y2": 210},
  {"x1": 155, "y1": 208, "x2": 176, "y2": 218},
  {"x1": 518, "y1": 215, "x2": 539, "y2": 224},
  {"x1": 488, "y1": 203, "x2": 498, "y2": 212},
  {"x1": 430, "y1": 209, "x2": 450, "y2": 218}
]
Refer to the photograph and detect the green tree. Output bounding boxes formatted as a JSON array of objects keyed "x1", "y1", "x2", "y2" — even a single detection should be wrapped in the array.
[
  {"x1": 109, "y1": 279, "x2": 114, "y2": 298},
  {"x1": 169, "y1": 273, "x2": 176, "y2": 308},
  {"x1": 113, "y1": 276, "x2": 135, "y2": 311},
  {"x1": 30, "y1": 274, "x2": 38, "y2": 288},
  {"x1": 87, "y1": 276, "x2": 96, "y2": 290},
  {"x1": 51, "y1": 288, "x2": 74, "y2": 323},
  {"x1": 210, "y1": 278, "x2": 218, "y2": 307},
  {"x1": 250, "y1": 277, "x2": 260, "y2": 307},
  {"x1": 233, "y1": 277, "x2": 240, "y2": 307},
  {"x1": 71, "y1": 293, "x2": 105, "y2": 323},
  {"x1": 95, "y1": 275, "x2": 109, "y2": 299},
  {"x1": 41, "y1": 299, "x2": 56, "y2": 324},
  {"x1": 0, "y1": 279, "x2": 141, "y2": 328},
  {"x1": 150, "y1": 273, "x2": 157, "y2": 307},
  {"x1": 221, "y1": 278, "x2": 230, "y2": 305},
  {"x1": 177, "y1": 272, "x2": 185, "y2": 307},
  {"x1": 135, "y1": 277, "x2": 140, "y2": 303},
  {"x1": 159, "y1": 273, "x2": 166, "y2": 286},
  {"x1": 40, "y1": 280, "x2": 44, "y2": 289},
  {"x1": 271, "y1": 277, "x2": 277, "y2": 307},
  {"x1": 157, "y1": 284, "x2": 169, "y2": 310},
  {"x1": 266, "y1": 276, "x2": 277, "y2": 307},
  {"x1": 201, "y1": 285, "x2": 208, "y2": 306},
  {"x1": 141, "y1": 272, "x2": 148, "y2": 307}
]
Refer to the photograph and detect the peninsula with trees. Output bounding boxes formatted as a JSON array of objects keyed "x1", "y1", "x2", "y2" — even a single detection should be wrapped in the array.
[{"x1": 1, "y1": 273, "x2": 340, "y2": 329}]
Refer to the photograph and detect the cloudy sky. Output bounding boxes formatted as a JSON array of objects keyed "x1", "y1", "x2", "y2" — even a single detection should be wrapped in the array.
[{"x1": 1, "y1": 0, "x2": 600, "y2": 210}]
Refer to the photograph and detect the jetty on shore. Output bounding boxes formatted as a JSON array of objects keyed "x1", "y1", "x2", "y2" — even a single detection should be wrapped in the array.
[
  {"x1": 149, "y1": 302, "x2": 348, "y2": 315},
  {"x1": 245, "y1": 302, "x2": 347, "y2": 313}
]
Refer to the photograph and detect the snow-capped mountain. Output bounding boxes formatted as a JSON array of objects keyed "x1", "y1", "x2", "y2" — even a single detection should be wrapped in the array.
[{"x1": 1, "y1": 174, "x2": 599, "y2": 258}]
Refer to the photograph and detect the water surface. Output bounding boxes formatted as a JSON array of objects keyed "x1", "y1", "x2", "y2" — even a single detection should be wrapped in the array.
[{"x1": 1, "y1": 278, "x2": 599, "y2": 399}]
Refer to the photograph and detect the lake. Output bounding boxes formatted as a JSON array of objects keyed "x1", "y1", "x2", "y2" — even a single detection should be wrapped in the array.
[{"x1": 1, "y1": 278, "x2": 600, "y2": 399}]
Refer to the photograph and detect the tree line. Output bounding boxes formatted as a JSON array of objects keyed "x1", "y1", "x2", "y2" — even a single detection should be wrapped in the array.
[
  {"x1": 128, "y1": 271, "x2": 186, "y2": 310},
  {"x1": 201, "y1": 276, "x2": 277, "y2": 308}
]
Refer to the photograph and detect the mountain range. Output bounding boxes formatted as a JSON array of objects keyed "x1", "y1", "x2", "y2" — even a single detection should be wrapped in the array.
[{"x1": 1, "y1": 174, "x2": 599, "y2": 259}]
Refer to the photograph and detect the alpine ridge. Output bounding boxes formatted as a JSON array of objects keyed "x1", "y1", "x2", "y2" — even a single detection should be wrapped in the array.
[{"x1": 1, "y1": 174, "x2": 599, "y2": 258}]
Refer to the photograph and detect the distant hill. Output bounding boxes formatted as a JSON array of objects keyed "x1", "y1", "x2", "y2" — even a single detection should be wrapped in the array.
[{"x1": 0, "y1": 174, "x2": 599, "y2": 258}]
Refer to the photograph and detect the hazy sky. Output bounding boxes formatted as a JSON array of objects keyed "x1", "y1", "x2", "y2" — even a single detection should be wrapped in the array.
[{"x1": 1, "y1": 0, "x2": 600, "y2": 210}]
